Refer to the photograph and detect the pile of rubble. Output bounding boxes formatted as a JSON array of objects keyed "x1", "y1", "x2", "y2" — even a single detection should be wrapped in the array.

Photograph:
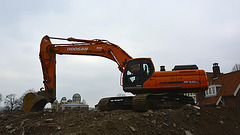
[{"x1": 1, "y1": 105, "x2": 240, "y2": 135}]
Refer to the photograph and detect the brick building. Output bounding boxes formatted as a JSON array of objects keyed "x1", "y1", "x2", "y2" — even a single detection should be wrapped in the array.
[{"x1": 196, "y1": 63, "x2": 240, "y2": 110}]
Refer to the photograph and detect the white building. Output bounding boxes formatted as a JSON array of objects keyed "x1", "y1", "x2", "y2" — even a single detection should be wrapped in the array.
[{"x1": 51, "y1": 93, "x2": 89, "y2": 111}]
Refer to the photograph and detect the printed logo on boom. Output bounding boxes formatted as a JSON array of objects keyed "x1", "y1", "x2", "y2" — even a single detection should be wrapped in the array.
[{"x1": 67, "y1": 47, "x2": 88, "y2": 51}]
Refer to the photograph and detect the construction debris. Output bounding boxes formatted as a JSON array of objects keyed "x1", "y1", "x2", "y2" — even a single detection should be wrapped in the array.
[{"x1": 0, "y1": 105, "x2": 240, "y2": 134}]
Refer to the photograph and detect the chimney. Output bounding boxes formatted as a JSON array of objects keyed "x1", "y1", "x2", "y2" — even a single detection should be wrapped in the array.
[
  {"x1": 213, "y1": 63, "x2": 220, "y2": 78},
  {"x1": 160, "y1": 66, "x2": 166, "y2": 71}
]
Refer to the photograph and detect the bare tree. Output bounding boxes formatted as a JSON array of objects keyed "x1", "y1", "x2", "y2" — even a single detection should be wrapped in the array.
[
  {"x1": 4, "y1": 94, "x2": 17, "y2": 111},
  {"x1": 232, "y1": 63, "x2": 240, "y2": 72},
  {"x1": 0, "y1": 93, "x2": 2, "y2": 103}
]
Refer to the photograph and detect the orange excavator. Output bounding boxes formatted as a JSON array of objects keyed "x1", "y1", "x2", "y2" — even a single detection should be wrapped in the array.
[{"x1": 23, "y1": 35, "x2": 208, "y2": 112}]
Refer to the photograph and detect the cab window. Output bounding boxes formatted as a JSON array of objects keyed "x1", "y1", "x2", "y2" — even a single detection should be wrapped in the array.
[
  {"x1": 125, "y1": 63, "x2": 141, "y2": 84},
  {"x1": 124, "y1": 59, "x2": 154, "y2": 87}
]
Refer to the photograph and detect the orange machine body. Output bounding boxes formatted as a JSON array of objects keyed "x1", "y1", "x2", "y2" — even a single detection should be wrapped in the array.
[{"x1": 122, "y1": 58, "x2": 208, "y2": 94}]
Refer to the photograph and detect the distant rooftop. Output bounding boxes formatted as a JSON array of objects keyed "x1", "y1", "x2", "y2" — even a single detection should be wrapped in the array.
[{"x1": 61, "y1": 102, "x2": 88, "y2": 106}]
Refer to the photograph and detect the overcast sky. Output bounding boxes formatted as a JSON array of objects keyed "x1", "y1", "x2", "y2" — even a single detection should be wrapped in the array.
[{"x1": 0, "y1": 0, "x2": 240, "y2": 107}]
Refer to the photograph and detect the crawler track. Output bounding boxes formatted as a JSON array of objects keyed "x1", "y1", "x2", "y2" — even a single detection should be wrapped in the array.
[
  {"x1": 98, "y1": 96, "x2": 133, "y2": 111},
  {"x1": 98, "y1": 94, "x2": 195, "y2": 112}
]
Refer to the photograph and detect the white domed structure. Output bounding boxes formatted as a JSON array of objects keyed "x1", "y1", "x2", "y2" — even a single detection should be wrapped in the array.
[
  {"x1": 72, "y1": 93, "x2": 81, "y2": 103},
  {"x1": 60, "y1": 97, "x2": 67, "y2": 103},
  {"x1": 51, "y1": 93, "x2": 89, "y2": 111}
]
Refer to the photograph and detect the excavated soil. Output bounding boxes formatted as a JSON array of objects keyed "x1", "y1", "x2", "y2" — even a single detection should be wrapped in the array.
[{"x1": 1, "y1": 105, "x2": 240, "y2": 135}]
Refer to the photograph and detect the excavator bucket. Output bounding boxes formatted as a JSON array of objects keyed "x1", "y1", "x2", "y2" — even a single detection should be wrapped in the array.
[{"x1": 23, "y1": 92, "x2": 48, "y2": 112}]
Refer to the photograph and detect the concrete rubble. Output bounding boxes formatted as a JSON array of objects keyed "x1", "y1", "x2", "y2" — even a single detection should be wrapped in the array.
[{"x1": 0, "y1": 105, "x2": 240, "y2": 134}]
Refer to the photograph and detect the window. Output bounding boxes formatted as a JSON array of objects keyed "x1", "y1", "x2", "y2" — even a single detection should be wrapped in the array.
[
  {"x1": 212, "y1": 87, "x2": 215, "y2": 95},
  {"x1": 128, "y1": 64, "x2": 141, "y2": 83},
  {"x1": 125, "y1": 62, "x2": 141, "y2": 84},
  {"x1": 205, "y1": 90, "x2": 208, "y2": 96},
  {"x1": 205, "y1": 85, "x2": 221, "y2": 97},
  {"x1": 143, "y1": 63, "x2": 150, "y2": 77},
  {"x1": 123, "y1": 58, "x2": 154, "y2": 87},
  {"x1": 216, "y1": 86, "x2": 221, "y2": 93},
  {"x1": 209, "y1": 88, "x2": 212, "y2": 94}
]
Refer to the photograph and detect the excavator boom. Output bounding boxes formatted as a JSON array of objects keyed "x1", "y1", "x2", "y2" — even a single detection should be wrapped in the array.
[{"x1": 23, "y1": 35, "x2": 132, "y2": 112}]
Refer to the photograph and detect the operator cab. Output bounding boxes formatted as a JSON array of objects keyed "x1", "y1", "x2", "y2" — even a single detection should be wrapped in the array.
[{"x1": 123, "y1": 58, "x2": 154, "y2": 89}]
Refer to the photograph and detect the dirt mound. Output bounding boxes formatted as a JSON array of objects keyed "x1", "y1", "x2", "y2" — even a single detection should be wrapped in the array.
[{"x1": 1, "y1": 105, "x2": 240, "y2": 135}]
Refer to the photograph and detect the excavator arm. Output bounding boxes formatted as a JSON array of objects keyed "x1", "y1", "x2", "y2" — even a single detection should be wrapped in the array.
[{"x1": 23, "y1": 35, "x2": 132, "y2": 112}]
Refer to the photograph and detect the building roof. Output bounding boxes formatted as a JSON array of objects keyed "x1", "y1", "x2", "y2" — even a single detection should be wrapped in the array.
[
  {"x1": 61, "y1": 102, "x2": 88, "y2": 106},
  {"x1": 199, "y1": 70, "x2": 240, "y2": 105}
]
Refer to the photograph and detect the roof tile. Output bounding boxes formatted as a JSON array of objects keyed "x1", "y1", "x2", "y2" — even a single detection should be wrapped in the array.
[{"x1": 199, "y1": 71, "x2": 240, "y2": 105}]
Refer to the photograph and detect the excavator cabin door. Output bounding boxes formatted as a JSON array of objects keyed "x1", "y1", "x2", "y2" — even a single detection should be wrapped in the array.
[{"x1": 123, "y1": 58, "x2": 154, "y2": 89}]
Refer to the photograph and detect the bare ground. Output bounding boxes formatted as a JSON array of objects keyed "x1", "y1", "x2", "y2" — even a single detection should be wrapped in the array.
[{"x1": 1, "y1": 105, "x2": 240, "y2": 135}]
